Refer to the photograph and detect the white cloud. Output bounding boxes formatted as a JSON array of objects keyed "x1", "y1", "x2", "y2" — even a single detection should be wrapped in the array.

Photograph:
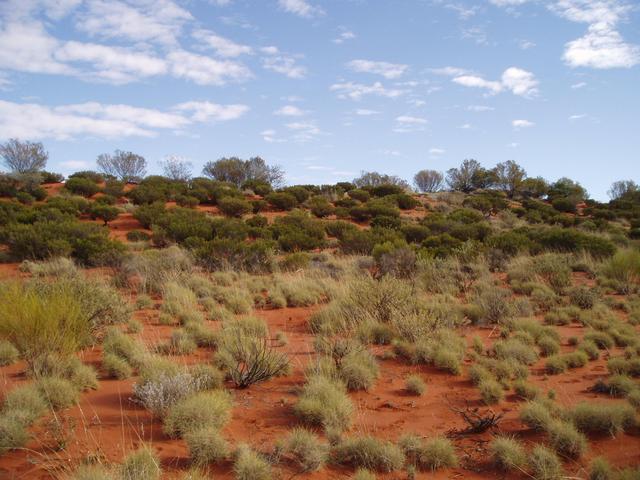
[
  {"x1": 490, "y1": 0, "x2": 530, "y2": 6},
  {"x1": 551, "y1": 0, "x2": 639, "y2": 69},
  {"x1": 354, "y1": 109, "x2": 380, "y2": 116},
  {"x1": 76, "y1": 0, "x2": 193, "y2": 45},
  {"x1": 285, "y1": 121, "x2": 323, "y2": 142},
  {"x1": 262, "y1": 53, "x2": 306, "y2": 78},
  {"x1": 333, "y1": 29, "x2": 355, "y2": 44},
  {"x1": 571, "y1": 81, "x2": 587, "y2": 88},
  {"x1": 56, "y1": 41, "x2": 168, "y2": 84},
  {"x1": 458, "y1": 123, "x2": 472, "y2": 129},
  {"x1": 519, "y1": 39, "x2": 536, "y2": 49},
  {"x1": 168, "y1": 50, "x2": 252, "y2": 85},
  {"x1": 394, "y1": 115, "x2": 427, "y2": 133},
  {"x1": 347, "y1": 59, "x2": 408, "y2": 79},
  {"x1": 173, "y1": 101, "x2": 249, "y2": 122},
  {"x1": 60, "y1": 160, "x2": 89, "y2": 170},
  {"x1": 507, "y1": 142, "x2": 520, "y2": 148},
  {"x1": 192, "y1": 29, "x2": 253, "y2": 57},
  {"x1": 452, "y1": 67, "x2": 538, "y2": 97},
  {"x1": 429, "y1": 148, "x2": 445, "y2": 155},
  {"x1": 58, "y1": 102, "x2": 189, "y2": 128},
  {"x1": 330, "y1": 81, "x2": 406, "y2": 100},
  {"x1": 467, "y1": 105, "x2": 495, "y2": 111},
  {"x1": 274, "y1": 105, "x2": 306, "y2": 116},
  {"x1": 396, "y1": 115, "x2": 427, "y2": 124},
  {"x1": 260, "y1": 129, "x2": 285, "y2": 143},
  {"x1": 569, "y1": 113, "x2": 587, "y2": 120},
  {"x1": 430, "y1": 66, "x2": 471, "y2": 76},
  {"x1": 512, "y1": 119, "x2": 535, "y2": 129},
  {"x1": 278, "y1": 0, "x2": 324, "y2": 18}
]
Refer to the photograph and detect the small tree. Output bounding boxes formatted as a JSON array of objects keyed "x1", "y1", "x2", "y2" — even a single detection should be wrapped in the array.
[
  {"x1": 161, "y1": 155, "x2": 192, "y2": 182},
  {"x1": 352, "y1": 171, "x2": 409, "y2": 189},
  {"x1": 90, "y1": 204, "x2": 120, "y2": 225},
  {"x1": 0, "y1": 139, "x2": 48, "y2": 173},
  {"x1": 493, "y1": 160, "x2": 526, "y2": 197},
  {"x1": 413, "y1": 169, "x2": 443, "y2": 192},
  {"x1": 446, "y1": 159, "x2": 484, "y2": 193},
  {"x1": 608, "y1": 180, "x2": 638, "y2": 200},
  {"x1": 202, "y1": 157, "x2": 284, "y2": 188},
  {"x1": 96, "y1": 150, "x2": 147, "y2": 182}
]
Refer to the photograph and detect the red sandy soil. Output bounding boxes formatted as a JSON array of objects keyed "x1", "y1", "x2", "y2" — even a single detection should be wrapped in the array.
[{"x1": 1, "y1": 275, "x2": 639, "y2": 479}]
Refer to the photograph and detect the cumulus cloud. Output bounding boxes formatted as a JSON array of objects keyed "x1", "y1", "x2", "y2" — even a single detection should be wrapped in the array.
[
  {"x1": 278, "y1": 0, "x2": 324, "y2": 18},
  {"x1": 551, "y1": 0, "x2": 639, "y2": 69},
  {"x1": 430, "y1": 66, "x2": 471, "y2": 76},
  {"x1": 354, "y1": 109, "x2": 380, "y2": 115},
  {"x1": 261, "y1": 49, "x2": 307, "y2": 78},
  {"x1": 168, "y1": 50, "x2": 252, "y2": 85},
  {"x1": 452, "y1": 67, "x2": 538, "y2": 97},
  {"x1": 0, "y1": 99, "x2": 249, "y2": 140},
  {"x1": 330, "y1": 81, "x2": 406, "y2": 100},
  {"x1": 512, "y1": 119, "x2": 535, "y2": 129},
  {"x1": 394, "y1": 115, "x2": 427, "y2": 133},
  {"x1": 347, "y1": 59, "x2": 408, "y2": 79},
  {"x1": 274, "y1": 105, "x2": 306, "y2": 116},
  {"x1": 333, "y1": 29, "x2": 355, "y2": 44},
  {"x1": 429, "y1": 147, "x2": 445, "y2": 155}
]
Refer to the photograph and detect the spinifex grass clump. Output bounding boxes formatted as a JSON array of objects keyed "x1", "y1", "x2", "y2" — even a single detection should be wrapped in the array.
[
  {"x1": 294, "y1": 375, "x2": 353, "y2": 436},
  {"x1": 331, "y1": 436, "x2": 405, "y2": 472},
  {"x1": 398, "y1": 434, "x2": 457, "y2": 472},
  {"x1": 233, "y1": 444, "x2": 272, "y2": 480},
  {"x1": 280, "y1": 427, "x2": 328, "y2": 472},
  {"x1": 163, "y1": 390, "x2": 232, "y2": 438},
  {"x1": 489, "y1": 436, "x2": 526, "y2": 471}
]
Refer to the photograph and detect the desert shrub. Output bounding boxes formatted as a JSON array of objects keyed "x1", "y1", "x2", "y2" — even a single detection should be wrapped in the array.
[
  {"x1": 185, "y1": 426, "x2": 229, "y2": 466},
  {"x1": 19, "y1": 257, "x2": 78, "y2": 277},
  {"x1": 520, "y1": 400, "x2": 557, "y2": 431},
  {"x1": 547, "y1": 419, "x2": 587, "y2": 458},
  {"x1": 294, "y1": 376, "x2": 353, "y2": 434},
  {"x1": 103, "y1": 353, "x2": 133, "y2": 379},
  {"x1": 266, "y1": 192, "x2": 297, "y2": 210},
  {"x1": 400, "y1": 436, "x2": 457, "y2": 472},
  {"x1": 36, "y1": 377, "x2": 78, "y2": 409},
  {"x1": 339, "y1": 350, "x2": 379, "y2": 391},
  {"x1": 127, "y1": 230, "x2": 151, "y2": 242},
  {"x1": 405, "y1": 375, "x2": 426, "y2": 396},
  {"x1": 538, "y1": 336, "x2": 560, "y2": 357},
  {"x1": 594, "y1": 375, "x2": 637, "y2": 397},
  {"x1": 607, "y1": 357, "x2": 640, "y2": 377},
  {"x1": 332, "y1": 436, "x2": 404, "y2": 472},
  {"x1": 163, "y1": 390, "x2": 232, "y2": 438},
  {"x1": 1, "y1": 384, "x2": 47, "y2": 425},
  {"x1": 628, "y1": 389, "x2": 640, "y2": 410},
  {"x1": 589, "y1": 457, "x2": 613, "y2": 480},
  {"x1": 432, "y1": 348, "x2": 462, "y2": 375},
  {"x1": 308, "y1": 196, "x2": 335, "y2": 218},
  {"x1": 103, "y1": 328, "x2": 145, "y2": 368},
  {"x1": 65, "y1": 177, "x2": 100, "y2": 197},
  {"x1": 125, "y1": 246, "x2": 193, "y2": 293},
  {"x1": 569, "y1": 402, "x2": 635, "y2": 435},
  {"x1": 184, "y1": 322, "x2": 218, "y2": 348},
  {"x1": 234, "y1": 444, "x2": 272, "y2": 480},
  {"x1": 570, "y1": 286, "x2": 598, "y2": 309},
  {"x1": 479, "y1": 378, "x2": 504, "y2": 404},
  {"x1": 218, "y1": 197, "x2": 252, "y2": 217},
  {"x1": 120, "y1": 446, "x2": 161, "y2": 480},
  {"x1": 472, "y1": 285, "x2": 514, "y2": 325},
  {"x1": 601, "y1": 249, "x2": 640, "y2": 294},
  {"x1": 564, "y1": 351, "x2": 589, "y2": 368},
  {"x1": 529, "y1": 445, "x2": 562, "y2": 480},
  {"x1": 133, "y1": 371, "x2": 201, "y2": 417},
  {"x1": 135, "y1": 294, "x2": 153, "y2": 309},
  {"x1": 494, "y1": 338, "x2": 538, "y2": 365},
  {"x1": 69, "y1": 465, "x2": 113, "y2": 480},
  {"x1": 514, "y1": 380, "x2": 540, "y2": 400},
  {"x1": 545, "y1": 355, "x2": 567, "y2": 375},
  {"x1": 281, "y1": 427, "x2": 328, "y2": 472},
  {"x1": 126, "y1": 319, "x2": 143, "y2": 334},
  {"x1": 351, "y1": 469, "x2": 376, "y2": 480},
  {"x1": 490, "y1": 436, "x2": 526, "y2": 471},
  {"x1": 0, "y1": 340, "x2": 19, "y2": 366},
  {"x1": 0, "y1": 414, "x2": 29, "y2": 455},
  {"x1": 159, "y1": 330, "x2": 197, "y2": 356}
]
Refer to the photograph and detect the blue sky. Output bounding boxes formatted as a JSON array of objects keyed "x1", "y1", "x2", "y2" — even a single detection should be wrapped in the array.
[{"x1": 0, "y1": 0, "x2": 638, "y2": 199}]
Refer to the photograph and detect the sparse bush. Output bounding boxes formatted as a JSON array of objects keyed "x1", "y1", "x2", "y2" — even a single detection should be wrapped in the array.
[
  {"x1": 570, "y1": 286, "x2": 597, "y2": 309},
  {"x1": 529, "y1": 445, "x2": 562, "y2": 480},
  {"x1": 133, "y1": 371, "x2": 201, "y2": 417},
  {"x1": 490, "y1": 436, "x2": 526, "y2": 471},
  {"x1": 479, "y1": 378, "x2": 504, "y2": 404},
  {"x1": 405, "y1": 375, "x2": 426, "y2": 396},
  {"x1": 163, "y1": 390, "x2": 233, "y2": 438},
  {"x1": 281, "y1": 427, "x2": 328, "y2": 472},
  {"x1": 234, "y1": 444, "x2": 272, "y2": 480},
  {"x1": 36, "y1": 377, "x2": 78, "y2": 410},
  {"x1": 294, "y1": 376, "x2": 353, "y2": 434},
  {"x1": 568, "y1": 402, "x2": 635, "y2": 435},
  {"x1": 332, "y1": 436, "x2": 405, "y2": 472},
  {"x1": 120, "y1": 446, "x2": 161, "y2": 480},
  {"x1": 0, "y1": 340, "x2": 19, "y2": 366},
  {"x1": 185, "y1": 426, "x2": 229, "y2": 466}
]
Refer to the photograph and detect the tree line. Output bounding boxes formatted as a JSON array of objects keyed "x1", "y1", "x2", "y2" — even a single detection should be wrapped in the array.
[{"x1": 0, "y1": 138, "x2": 637, "y2": 202}]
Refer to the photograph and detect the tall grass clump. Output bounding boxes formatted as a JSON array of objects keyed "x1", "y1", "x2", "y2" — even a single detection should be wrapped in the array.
[
  {"x1": 601, "y1": 249, "x2": 640, "y2": 294},
  {"x1": 489, "y1": 436, "x2": 526, "y2": 471},
  {"x1": 546, "y1": 419, "x2": 587, "y2": 458},
  {"x1": 125, "y1": 246, "x2": 193, "y2": 293},
  {"x1": 332, "y1": 436, "x2": 405, "y2": 472},
  {"x1": 0, "y1": 340, "x2": 19, "y2": 366},
  {"x1": 405, "y1": 375, "x2": 426, "y2": 396},
  {"x1": 185, "y1": 426, "x2": 229, "y2": 466},
  {"x1": 0, "y1": 414, "x2": 29, "y2": 455},
  {"x1": 163, "y1": 390, "x2": 233, "y2": 438},
  {"x1": 528, "y1": 445, "x2": 562, "y2": 480},
  {"x1": 1, "y1": 384, "x2": 47, "y2": 425},
  {"x1": 233, "y1": 444, "x2": 272, "y2": 480},
  {"x1": 280, "y1": 427, "x2": 328, "y2": 472},
  {"x1": 120, "y1": 446, "x2": 161, "y2": 480},
  {"x1": 36, "y1": 376, "x2": 79, "y2": 409},
  {"x1": 133, "y1": 369, "x2": 202, "y2": 417},
  {"x1": 399, "y1": 435, "x2": 457, "y2": 472},
  {"x1": 568, "y1": 402, "x2": 635, "y2": 436},
  {"x1": 294, "y1": 376, "x2": 353, "y2": 435}
]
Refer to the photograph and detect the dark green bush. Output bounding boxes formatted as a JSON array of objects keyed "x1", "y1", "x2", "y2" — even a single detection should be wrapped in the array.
[
  {"x1": 64, "y1": 177, "x2": 100, "y2": 197},
  {"x1": 266, "y1": 192, "x2": 298, "y2": 210}
]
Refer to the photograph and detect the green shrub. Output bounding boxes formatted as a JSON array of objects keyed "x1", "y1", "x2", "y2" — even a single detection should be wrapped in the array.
[
  {"x1": 406, "y1": 436, "x2": 457, "y2": 472},
  {"x1": 601, "y1": 249, "x2": 640, "y2": 294},
  {"x1": 332, "y1": 436, "x2": 404, "y2": 472},
  {"x1": 120, "y1": 446, "x2": 161, "y2": 480},
  {"x1": 513, "y1": 380, "x2": 539, "y2": 400},
  {"x1": 529, "y1": 445, "x2": 562, "y2": 480},
  {"x1": 546, "y1": 419, "x2": 587, "y2": 458},
  {"x1": 0, "y1": 414, "x2": 29, "y2": 455},
  {"x1": 405, "y1": 375, "x2": 426, "y2": 396},
  {"x1": 489, "y1": 436, "x2": 526, "y2": 471},
  {"x1": 281, "y1": 427, "x2": 328, "y2": 472},
  {"x1": 595, "y1": 375, "x2": 637, "y2": 397},
  {"x1": 266, "y1": 192, "x2": 297, "y2": 211},
  {"x1": 185, "y1": 426, "x2": 229, "y2": 466},
  {"x1": 589, "y1": 457, "x2": 613, "y2": 480},
  {"x1": 135, "y1": 294, "x2": 154, "y2": 309},
  {"x1": 103, "y1": 353, "x2": 133, "y2": 379},
  {"x1": 339, "y1": 350, "x2": 379, "y2": 391},
  {"x1": 36, "y1": 377, "x2": 78, "y2": 409},
  {"x1": 569, "y1": 286, "x2": 597, "y2": 309},
  {"x1": 628, "y1": 389, "x2": 640, "y2": 410},
  {"x1": 233, "y1": 444, "x2": 272, "y2": 480},
  {"x1": 294, "y1": 376, "x2": 353, "y2": 434},
  {"x1": 163, "y1": 390, "x2": 233, "y2": 438},
  {"x1": 65, "y1": 177, "x2": 100, "y2": 197},
  {"x1": 0, "y1": 340, "x2": 19, "y2": 366},
  {"x1": 578, "y1": 340, "x2": 600, "y2": 360},
  {"x1": 218, "y1": 197, "x2": 252, "y2": 217},
  {"x1": 479, "y1": 378, "x2": 504, "y2": 404},
  {"x1": 564, "y1": 350, "x2": 589, "y2": 368},
  {"x1": 545, "y1": 355, "x2": 567, "y2": 374},
  {"x1": 569, "y1": 402, "x2": 635, "y2": 435},
  {"x1": 432, "y1": 348, "x2": 462, "y2": 375},
  {"x1": 1, "y1": 384, "x2": 47, "y2": 425},
  {"x1": 538, "y1": 337, "x2": 560, "y2": 357},
  {"x1": 520, "y1": 400, "x2": 556, "y2": 431},
  {"x1": 583, "y1": 330, "x2": 614, "y2": 349}
]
